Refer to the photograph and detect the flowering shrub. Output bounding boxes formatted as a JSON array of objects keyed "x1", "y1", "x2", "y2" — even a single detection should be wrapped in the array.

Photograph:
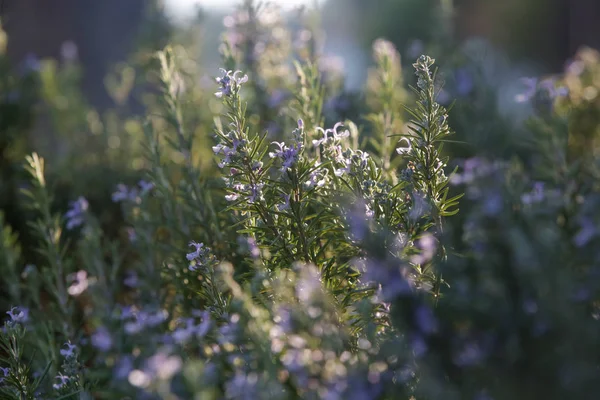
[{"x1": 2, "y1": 2, "x2": 600, "y2": 399}]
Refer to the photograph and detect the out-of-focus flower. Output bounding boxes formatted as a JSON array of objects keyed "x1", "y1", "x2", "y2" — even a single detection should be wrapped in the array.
[
  {"x1": 515, "y1": 77, "x2": 538, "y2": 103},
  {"x1": 91, "y1": 326, "x2": 113, "y2": 351},
  {"x1": 60, "y1": 40, "x2": 78, "y2": 62},
  {"x1": 6, "y1": 306, "x2": 29, "y2": 325},
  {"x1": 65, "y1": 197, "x2": 88, "y2": 230},
  {"x1": 67, "y1": 270, "x2": 89, "y2": 296},
  {"x1": 0, "y1": 367, "x2": 9, "y2": 384},
  {"x1": 455, "y1": 67, "x2": 474, "y2": 96}
]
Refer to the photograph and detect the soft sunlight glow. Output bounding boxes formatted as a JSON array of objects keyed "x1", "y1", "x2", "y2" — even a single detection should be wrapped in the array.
[{"x1": 166, "y1": 0, "x2": 320, "y2": 18}]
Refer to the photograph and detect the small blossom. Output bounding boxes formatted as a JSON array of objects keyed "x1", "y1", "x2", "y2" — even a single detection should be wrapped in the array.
[
  {"x1": 396, "y1": 137, "x2": 412, "y2": 155},
  {"x1": 67, "y1": 270, "x2": 89, "y2": 296},
  {"x1": 112, "y1": 184, "x2": 131, "y2": 202},
  {"x1": 455, "y1": 67, "x2": 474, "y2": 96},
  {"x1": 52, "y1": 373, "x2": 70, "y2": 390},
  {"x1": 65, "y1": 197, "x2": 88, "y2": 230},
  {"x1": 276, "y1": 194, "x2": 291, "y2": 212},
  {"x1": 91, "y1": 326, "x2": 113, "y2": 351},
  {"x1": 124, "y1": 309, "x2": 168, "y2": 334},
  {"x1": 186, "y1": 241, "x2": 206, "y2": 261},
  {"x1": 186, "y1": 241, "x2": 215, "y2": 271},
  {"x1": 238, "y1": 236, "x2": 261, "y2": 259},
  {"x1": 515, "y1": 77, "x2": 538, "y2": 103},
  {"x1": 414, "y1": 304, "x2": 438, "y2": 335},
  {"x1": 269, "y1": 141, "x2": 300, "y2": 171},
  {"x1": 410, "y1": 233, "x2": 437, "y2": 265},
  {"x1": 124, "y1": 270, "x2": 139, "y2": 288},
  {"x1": 304, "y1": 165, "x2": 328, "y2": 189},
  {"x1": 215, "y1": 68, "x2": 248, "y2": 98},
  {"x1": 60, "y1": 342, "x2": 78, "y2": 358},
  {"x1": 0, "y1": 367, "x2": 9, "y2": 384},
  {"x1": 114, "y1": 356, "x2": 134, "y2": 380},
  {"x1": 574, "y1": 219, "x2": 596, "y2": 247},
  {"x1": 247, "y1": 183, "x2": 264, "y2": 204},
  {"x1": 6, "y1": 306, "x2": 29, "y2": 324},
  {"x1": 313, "y1": 122, "x2": 349, "y2": 148},
  {"x1": 521, "y1": 182, "x2": 545, "y2": 205},
  {"x1": 138, "y1": 180, "x2": 154, "y2": 195}
]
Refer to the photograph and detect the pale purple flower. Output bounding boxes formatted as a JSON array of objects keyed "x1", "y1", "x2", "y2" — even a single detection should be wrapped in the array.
[
  {"x1": 124, "y1": 310, "x2": 168, "y2": 334},
  {"x1": 437, "y1": 89, "x2": 451, "y2": 105},
  {"x1": 304, "y1": 166, "x2": 327, "y2": 189},
  {"x1": 124, "y1": 270, "x2": 139, "y2": 288},
  {"x1": 60, "y1": 342, "x2": 77, "y2": 358},
  {"x1": 453, "y1": 341, "x2": 485, "y2": 367},
  {"x1": 186, "y1": 241, "x2": 206, "y2": 261},
  {"x1": 331, "y1": 122, "x2": 350, "y2": 141},
  {"x1": 521, "y1": 182, "x2": 545, "y2": 205},
  {"x1": 53, "y1": 373, "x2": 70, "y2": 390},
  {"x1": 355, "y1": 258, "x2": 414, "y2": 301},
  {"x1": 172, "y1": 313, "x2": 211, "y2": 344},
  {"x1": 186, "y1": 241, "x2": 214, "y2": 271},
  {"x1": 246, "y1": 237, "x2": 260, "y2": 259},
  {"x1": 407, "y1": 39, "x2": 425, "y2": 59},
  {"x1": 483, "y1": 192, "x2": 503, "y2": 216},
  {"x1": 455, "y1": 67, "x2": 474, "y2": 96},
  {"x1": 408, "y1": 192, "x2": 430, "y2": 221},
  {"x1": 312, "y1": 127, "x2": 331, "y2": 147},
  {"x1": 566, "y1": 59, "x2": 584, "y2": 76},
  {"x1": 112, "y1": 184, "x2": 129, "y2": 202},
  {"x1": 225, "y1": 371, "x2": 260, "y2": 400},
  {"x1": 247, "y1": 183, "x2": 264, "y2": 204},
  {"x1": 276, "y1": 194, "x2": 291, "y2": 212},
  {"x1": 411, "y1": 335, "x2": 428, "y2": 358},
  {"x1": 138, "y1": 180, "x2": 154, "y2": 196},
  {"x1": 268, "y1": 89, "x2": 287, "y2": 108},
  {"x1": 0, "y1": 367, "x2": 9, "y2": 384},
  {"x1": 114, "y1": 356, "x2": 134, "y2": 380},
  {"x1": 126, "y1": 227, "x2": 137, "y2": 242},
  {"x1": 91, "y1": 326, "x2": 113, "y2": 351},
  {"x1": 6, "y1": 306, "x2": 29, "y2": 324},
  {"x1": 539, "y1": 79, "x2": 568, "y2": 99},
  {"x1": 65, "y1": 197, "x2": 88, "y2": 230},
  {"x1": 269, "y1": 141, "x2": 300, "y2": 170},
  {"x1": 574, "y1": 219, "x2": 596, "y2": 247},
  {"x1": 346, "y1": 201, "x2": 371, "y2": 242},
  {"x1": 410, "y1": 233, "x2": 437, "y2": 265},
  {"x1": 296, "y1": 266, "x2": 322, "y2": 303},
  {"x1": 515, "y1": 77, "x2": 538, "y2": 103},
  {"x1": 215, "y1": 68, "x2": 248, "y2": 98},
  {"x1": 414, "y1": 304, "x2": 438, "y2": 335},
  {"x1": 136, "y1": 350, "x2": 182, "y2": 382}
]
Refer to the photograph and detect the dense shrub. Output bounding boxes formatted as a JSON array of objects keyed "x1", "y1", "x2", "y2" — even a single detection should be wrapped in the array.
[{"x1": 1, "y1": 2, "x2": 600, "y2": 399}]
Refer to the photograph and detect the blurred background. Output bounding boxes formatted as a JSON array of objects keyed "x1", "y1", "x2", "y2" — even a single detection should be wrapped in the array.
[{"x1": 2, "y1": 0, "x2": 599, "y2": 109}]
